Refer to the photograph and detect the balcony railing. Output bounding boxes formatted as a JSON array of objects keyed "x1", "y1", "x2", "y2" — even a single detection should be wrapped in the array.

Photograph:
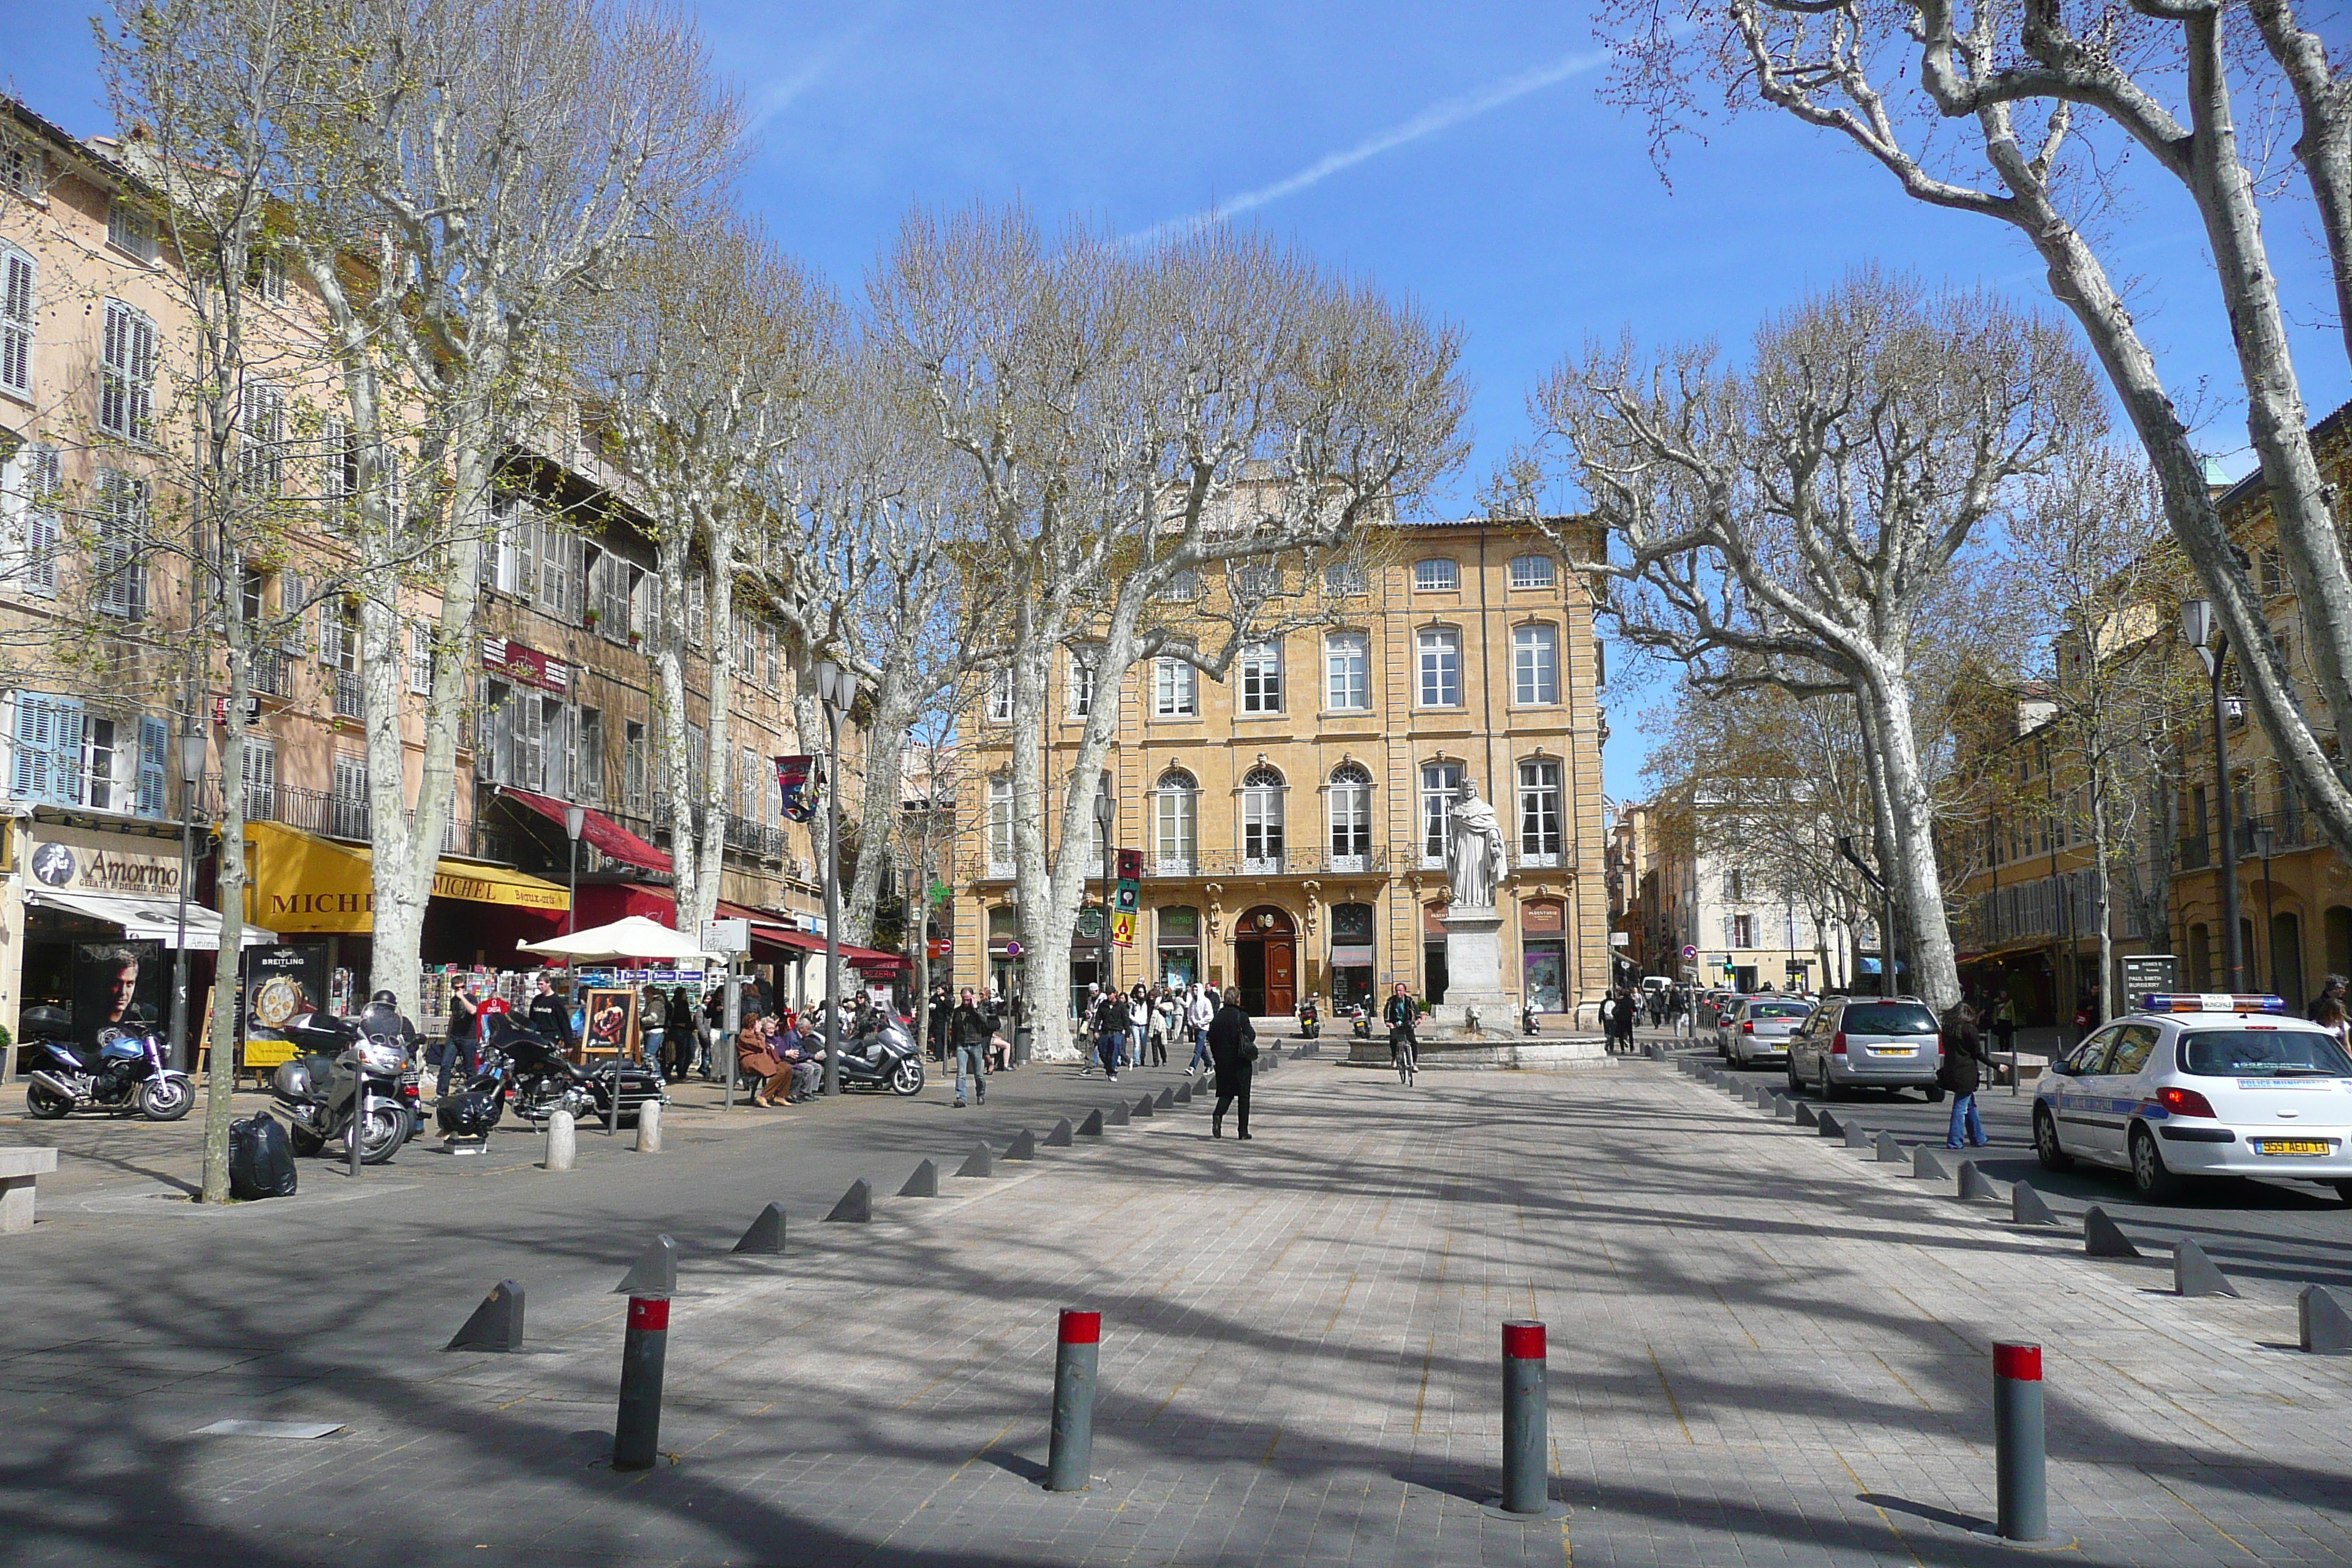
[
  {"x1": 2177, "y1": 810, "x2": 2321, "y2": 872},
  {"x1": 331, "y1": 668, "x2": 363, "y2": 719},
  {"x1": 250, "y1": 650, "x2": 290, "y2": 699},
  {"x1": 201, "y1": 779, "x2": 479, "y2": 856}
]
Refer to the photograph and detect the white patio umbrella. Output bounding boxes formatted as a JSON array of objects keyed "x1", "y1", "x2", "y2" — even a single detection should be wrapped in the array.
[{"x1": 516, "y1": 914, "x2": 715, "y2": 964}]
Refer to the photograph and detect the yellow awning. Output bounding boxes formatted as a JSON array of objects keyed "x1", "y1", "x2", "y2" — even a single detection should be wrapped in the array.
[{"x1": 246, "y1": 821, "x2": 567, "y2": 934}]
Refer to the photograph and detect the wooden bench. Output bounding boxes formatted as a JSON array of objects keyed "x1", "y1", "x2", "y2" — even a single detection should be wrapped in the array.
[{"x1": 0, "y1": 1145, "x2": 59, "y2": 1234}]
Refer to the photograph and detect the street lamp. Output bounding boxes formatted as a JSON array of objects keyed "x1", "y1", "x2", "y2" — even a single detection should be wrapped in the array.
[
  {"x1": 1094, "y1": 780, "x2": 1116, "y2": 1010},
  {"x1": 562, "y1": 804, "x2": 586, "y2": 936},
  {"x1": 2250, "y1": 821, "x2": 2277, "y2": 994},
  {"x1": 170, "y1": 719, "x2": 207, "y2": 1072},
  {"x1": 818, "y1": 658, "x2": 861, "y2": 1097},
  {"x1": 2182, "y1": 600, "x2": 2246, "y2": 990}
]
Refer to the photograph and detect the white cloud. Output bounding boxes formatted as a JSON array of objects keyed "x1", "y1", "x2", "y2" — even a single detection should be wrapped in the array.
[{"x1": 1136, "y1": 48, "x2": 1609, "y2": 242}]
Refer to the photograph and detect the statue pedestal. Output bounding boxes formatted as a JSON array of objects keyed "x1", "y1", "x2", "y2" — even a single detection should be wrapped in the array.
[{"x1": 1433, "y1": 907, "x2": 1516, "y2": 1036}]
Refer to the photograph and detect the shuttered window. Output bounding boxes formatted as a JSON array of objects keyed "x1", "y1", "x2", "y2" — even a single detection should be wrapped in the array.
[
  {"x1": 92, "y1": 469, "x2": 147, "y2": 619},
  {"x1": 12, "y1": 693, "x2": 86, "y2": 806},
  {"x1": 99, "y1": 300, "x2": 156, "y2": 440},
  {"x1": 5, "y1": 444, "x2": 59, "y2": 596},
  {"x1": 0, "y1": 244, "x2": 32, "y2": 399},
  {"x1": 136, "y1": 715, "x2": 167, "y2": 819}
]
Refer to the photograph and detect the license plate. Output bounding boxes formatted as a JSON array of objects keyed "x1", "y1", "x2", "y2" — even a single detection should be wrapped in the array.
[
  {"x1": 2256, "y1": 1139, "x2": 2332, "y2": 1156},
  {"x1": 1867, "y1": 1047, "x2": 1912, "y2": 1057}
]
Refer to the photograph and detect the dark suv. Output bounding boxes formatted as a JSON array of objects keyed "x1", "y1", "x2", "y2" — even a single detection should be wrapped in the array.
[{"x1": 1787, "y1": 996, "x2": 1945, "y2": 1101}]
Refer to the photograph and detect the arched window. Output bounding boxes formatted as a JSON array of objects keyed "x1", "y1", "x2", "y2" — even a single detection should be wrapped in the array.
[
  {"x1": 1414, "y1": 557, "x2": 1459, "y2": 592},
  {"x1": 1153, "y1": 768, "x2": 1198, "y2": 874},
  {"x1": 1328, "y1": 762, "x2": 1372, "y2": 870},
  {"x1": 1242, "y1": 764, "x2": 1286, "y2": 872},
  {"x1": 1508, "y1": 554, "x2": 1556, "y2": 589}
]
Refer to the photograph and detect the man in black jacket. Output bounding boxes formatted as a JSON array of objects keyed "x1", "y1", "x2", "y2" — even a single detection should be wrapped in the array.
[
  {"x1": 1382, "y1": 982, "x2": 1419, "y2": 1081},
  {"x1": 1207, "y1": 987, "x2": 1256, "y2": 1139},
  {"x1": 524, "y1": 972, "x2": 575, "y2": 1049},
  {"x1": 949, "y1": 987, "x2": 995, "y2": 1107}
]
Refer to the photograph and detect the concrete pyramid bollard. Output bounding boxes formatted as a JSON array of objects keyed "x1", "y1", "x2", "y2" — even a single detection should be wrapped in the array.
[
  {"x1": 1044, "y1": 1117, "x2": 1074, "y2": 1147},
  {"x1": 1817, "y1": 1109, "x2": 1844, "y2": 1139},
  {"x1": 956, "y1": 1142, "x2": 995, "y2": 1179},
  {"x1": 1773, "y1": 1095, "x2": 1797, "y2": 1120},
  {"x1": 1109, "y1": 1101, "x2": 1131, "y2": 1126},
  {"x1": 898, "y1": 1159, "x2": 941, "y2": 1198},
  {"x1": 1003, "y1": 1130, "x2": 1036, "y2": 1161},
  {"x1": 733, "y1": 1202, "x2": 788, "y2": 1254},
  {"x1": 2300, "y1": 1284, "x2": 2352, "y2": 1353},
  {"x1": 1958, "y1": 1161, "x2": 1999, "y2": 1201},
  {"x1": 1845, "y1": 1123, "x2": 1872, "y2": 1150},
  {"x1": 826, "y1": 1179, "x2": 873, "y2": 1224},
  {"x1": 1175, "y1": 1082, "x2": 1193, "y2": 1104},
  {"x1": 614, "y1": 1234, "x2": 678, "y2": 1297},
  {"x1": 1077, "y1": 1109, "x2": 1104, "y2": 1138},
  {"x1": 1155, "y1": 1087, "x2": 1175, "y2": 1109},
  {"x1": 1875, "y1": 1132, "x2": 1904, "y2": 1163},
  {"x1": 1911, "y1": 1145, "x2": 1949, "y2": 1181},
  {"x1": 2174, "y1": 1237, "x2": 2239, "y2": 1297},
  {"x1": 445, "y1": 1280, "x2": 525, "y2": 1352},
  {"x1": 2010, "y1": 1182, "x2": 2059, "y2": 1226},
  {"x1": 1795, "y1": 1102, "x2": 1819, "y2": 1128},
  {"x1": 2083, "y1": 1205, "x2": 2140, "y2": 1258},
  {"x1": 1134, "y1": 1095, "x2": 1156, "y2": 1119}
]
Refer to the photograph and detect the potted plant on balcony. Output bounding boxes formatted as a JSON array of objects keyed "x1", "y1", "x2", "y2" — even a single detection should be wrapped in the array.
[{"x1": 583, "y1": 607, "x2": 601, "y2": 631}]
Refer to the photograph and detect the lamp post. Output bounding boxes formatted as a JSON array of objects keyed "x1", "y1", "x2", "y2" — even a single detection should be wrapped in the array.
[
  {"x1": 1094, "y1": 783, "x2": 1115, "y2": 1008},
  {"x1": 2250, "y1": 822, "x2": 2277, "y2": 995},
  {"x1": 563, "y1": 804, "x2": 586, "y2": 936},
  {"x1": 818, "y1": 660, "x2": 860, "y2": 1097},
  {"x1": 170, "y1": 719, "x2": 207, "y2": 1073},
  {"x1": 2181, "y1": 600, "x2": 2245, "y2": 990}
]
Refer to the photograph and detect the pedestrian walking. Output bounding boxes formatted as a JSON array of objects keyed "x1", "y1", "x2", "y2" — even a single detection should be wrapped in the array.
[
  {"x1": 1094, "y1": 988, "x2": 1130, "y2": 1081},
  {"x1": 1382, "y1": 981, "x2": 1419, "y2": 1085},
  {"x1": 665, "y1": 987, "x2": 698, "y2": 1081},
  {"x1": 1149, "y1": 985, "x2": 1174, "y2": 1066},
  {"x1": 437, "y1": 978, "x2": 482, "y2": 1098},
  {"x1": 949, "y1": 986, "x2": 993, "y2": 1107},
  {"x1": 524, "y1": 971, "x2": 575, "y2": 1050},
  {"x1": 1185, "y1": 982, "x2": 1215, "y2": 1075},
  {"x1": 1940, "y1": 1000, "x2": 1989, "y2": 1150},
  {"x1": 1207, "y1": 986, "x2": 1256, "y2": 1139}
]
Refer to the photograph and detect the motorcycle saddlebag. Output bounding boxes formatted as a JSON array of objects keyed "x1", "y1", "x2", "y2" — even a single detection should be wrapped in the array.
[{"x1": 227, "y1": 1114, "x2": 298, "y2": 1200}]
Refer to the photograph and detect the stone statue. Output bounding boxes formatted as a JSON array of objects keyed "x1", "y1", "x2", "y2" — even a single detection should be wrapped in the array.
[{"x1": 1444, "y1": 780, "x2": 1508, "y2": 909}]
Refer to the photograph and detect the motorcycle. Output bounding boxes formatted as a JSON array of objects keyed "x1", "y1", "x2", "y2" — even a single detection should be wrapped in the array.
[
  {"x1": 479, "y1": 1015, "x2": 666, "y2": 1126},
  {"x1": 21, "y1": 1005, "x2": 193, "y2": 1121},
  {"x1": 1349, "y1": 1003, "x2": 1373, "y2": 1040},
  {"x1": 1523, "y1": 1003, "x2": 1542, "y2": 1036},
  {"x1": 1295, "y1": 998, "x2": 1321, "y2": 1039},
  {"x1": 268, "y1": 1012, "x2": 412, "y2": 1164},
  {"x1": 829, "y1": 1013, "x2": 926, "y2": 1096}
]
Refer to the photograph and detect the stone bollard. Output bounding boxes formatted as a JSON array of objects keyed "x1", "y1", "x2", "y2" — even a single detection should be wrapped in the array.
[
  {"x1": 634, "y1": 1100, "x2": 663, "y2": 1153},
  {"x1": 1499, "y1": 1321, "x2": 1552, "y2": 1515},
  {"x1": 1046, "y1": 1309, "x2": 1100, "y2": 1492},
  {"x1": 1993, "y1": 1342, "x2": 2046, "y2": 1541},
  {"x1": 545, "y1": 1109, "x2": 577, "y2": 1172}
]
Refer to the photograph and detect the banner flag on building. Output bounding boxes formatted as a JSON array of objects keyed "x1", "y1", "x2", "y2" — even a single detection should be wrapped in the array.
[
  {"x1": 1112, "y1": 848, "x2": 1139, "y2": 948},
  {"x1": 774, "y1": 755, "x2": 822, "y2": 822}
]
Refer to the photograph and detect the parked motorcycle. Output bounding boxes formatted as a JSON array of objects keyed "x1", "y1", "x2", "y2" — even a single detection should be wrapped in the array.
[
  {"x1": 21, "y1": 1005, "x2": 193, "y2": 1121},
  {"x1": 268, "y1": 1012, "x2": 412, "y2": 1164},
  {"x1": 1523, "y1": 1003, "x2": 1542, "y2": 1036},
  {"x1": 1295, "y1": 998, "x2": 1322, "y2": 1039},
  {"x1": 829, "y1": 1014, "x2": 926, "y2": 1096},
  {"x1": 480, "y1": 1016, "x2": 666, "y2": 1126},
  {"x1": 1349, "y1": 1003, "x2": 1373, "y2": 1040}
]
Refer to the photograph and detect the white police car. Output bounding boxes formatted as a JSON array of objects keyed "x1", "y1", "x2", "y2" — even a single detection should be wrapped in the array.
[{"x1": 2033, "y1": 994, "x2": 2352, "y2": 1201}]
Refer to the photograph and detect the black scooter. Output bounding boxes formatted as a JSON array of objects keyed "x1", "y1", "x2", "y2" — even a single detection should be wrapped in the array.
[{"x1": 1296, "y1": 998, "x2": 1321, "y2": 1039}]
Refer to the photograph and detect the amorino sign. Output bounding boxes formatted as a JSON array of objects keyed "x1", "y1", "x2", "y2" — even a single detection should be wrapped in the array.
[{"x1": 26, "y1": 823, "x2": 183, "y2": 897}]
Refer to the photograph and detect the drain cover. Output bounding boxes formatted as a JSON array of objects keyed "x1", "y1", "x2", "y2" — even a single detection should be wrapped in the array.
[{"x1": 191, "y1": 1420, "x2": 346, "y2": 1439}]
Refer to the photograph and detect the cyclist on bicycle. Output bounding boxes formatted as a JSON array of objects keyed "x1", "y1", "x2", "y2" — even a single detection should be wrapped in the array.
[{"x1": 1383, "y1": 982, "x2": 1420, "y2": 1083}]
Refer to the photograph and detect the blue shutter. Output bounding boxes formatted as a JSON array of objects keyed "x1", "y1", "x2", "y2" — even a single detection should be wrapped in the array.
[
  {"x1": 12, "y1": 693, "x2": 48, "y2": 801},
  {"x1": 50, "y1": 698, "x2": 84, "y2": 806},
  {"x1": 137, "y1": 715, "x2": 167, "y2": 818}
]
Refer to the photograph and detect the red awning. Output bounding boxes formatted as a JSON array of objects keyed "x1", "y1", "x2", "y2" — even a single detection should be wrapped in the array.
[{"x1": 498, "y1": 788, "x2": 671, "y2": 875}]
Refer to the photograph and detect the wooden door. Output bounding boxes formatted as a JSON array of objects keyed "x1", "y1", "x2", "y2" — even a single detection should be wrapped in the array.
[{"x1": 1264, "y1": 935, "x2": 1296, "y2": 1016}]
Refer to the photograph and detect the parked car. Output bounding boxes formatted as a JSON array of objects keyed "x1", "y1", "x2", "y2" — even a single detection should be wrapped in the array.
[
  {"x1": 1787, "y1": 995, "x2": 1945, "y2": 1101},
  {"x1": 1720, "y1": 997, "x2": 1814, "y2": 1068},
  {"x1": 1700, "y1": 990, "x2": 1744, "y2": 1031},
  {"x1": 2033, "y1": 993, "x2": 2352, "y2": 1201}
]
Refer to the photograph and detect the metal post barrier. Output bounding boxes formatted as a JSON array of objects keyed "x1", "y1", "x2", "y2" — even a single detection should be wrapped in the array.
[
  {"x1": 347, "y1": 1092, "x2": 362, "y2": 1180},
  {"x1": 1046, "y1": 1308, "x2": 1099, "y2": 1491},
  {"x1": 1501, "y1": 1320, "x2": 1549, "y2": 1515},
  {"x1": 612, "y1": 1294, "x2": 671, "y2": 1471},
  {"x1": 1993, "y1": 1341, "x2": 2046, "y2": 1541}
]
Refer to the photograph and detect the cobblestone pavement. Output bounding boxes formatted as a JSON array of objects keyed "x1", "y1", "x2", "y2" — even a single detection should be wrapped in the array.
[{"x1": 9, "y1": 1051, "x2": 2352, "y2": 1566}]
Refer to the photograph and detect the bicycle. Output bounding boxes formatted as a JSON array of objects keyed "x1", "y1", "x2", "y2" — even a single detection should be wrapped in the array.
[{"x1": 1390, "y1": 1028, "x2": 1418, "y2": 1086}]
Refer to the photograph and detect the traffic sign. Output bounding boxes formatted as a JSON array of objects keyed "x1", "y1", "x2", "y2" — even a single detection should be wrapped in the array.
[{"x1": 1681, "y1": 944, "x2": 1697, "y2": 960}]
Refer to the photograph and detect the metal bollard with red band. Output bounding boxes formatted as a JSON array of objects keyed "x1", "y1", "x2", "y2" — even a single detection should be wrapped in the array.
[
  {"x1": 1046, "y1": 1309, "x2": 1101, "y2": 1492},
  {"x1": 612, "y1": 1294, "x2": 671, "y2": 1471},
  {"x1": 1993, "y1": 1341, "x2": 2046, "y2": 1541},
  {"x1": 1501, "y1": 1320, "x2": 1550, "y2": 1515}
]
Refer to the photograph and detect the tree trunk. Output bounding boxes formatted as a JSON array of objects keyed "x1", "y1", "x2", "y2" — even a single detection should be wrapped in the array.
[
  {"x1": 655, "y1": 542, "x2": 698, "y2": 926},
  {"x1": 2091, "y1": 775, "x2": 2116, "y2": 1026},
  {"x1": 1858, "y1": 676, "x2": 1961, "y2": 1009},
  {"x1": 198, "y1": 630, "x2": 252, "y2": 1205},
  {"x1": 841, "y1": 679, "x2": 916, "y2": 944},
  {"x1": 689, "y1": 533, "x2": 738, "y2": 938}
]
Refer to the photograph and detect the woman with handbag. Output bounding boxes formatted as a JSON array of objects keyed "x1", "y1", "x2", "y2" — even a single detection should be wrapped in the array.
[{"x1": 1940, "y1": 1001, "x2": 1989, "y2": 1150}]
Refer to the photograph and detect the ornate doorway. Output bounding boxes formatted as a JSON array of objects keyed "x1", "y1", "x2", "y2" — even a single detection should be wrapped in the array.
[{"x1": 1234, "y1": 905, "x2": 1297, "y2": 1016}]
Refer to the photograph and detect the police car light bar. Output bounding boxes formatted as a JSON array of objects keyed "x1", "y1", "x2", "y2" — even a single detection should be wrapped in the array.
[{"x1": 2138, "y1": 993, "x2": 2290, "y2": 1014}]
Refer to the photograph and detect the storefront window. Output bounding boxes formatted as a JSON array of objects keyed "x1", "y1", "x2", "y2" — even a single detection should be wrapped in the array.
[
  {"x1": 1330, "y1": 900, "x2": 1376, "y2": 1009},
  {"x1": 1523, "y1": 898, "x2": 1567, "y2": 1012},
  {"x1": 1157, "y1": 905, "x2": 1199, "y2": 988}
]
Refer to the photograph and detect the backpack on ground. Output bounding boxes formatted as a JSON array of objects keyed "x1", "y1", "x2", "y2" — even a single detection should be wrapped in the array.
[{"x1": 228, "y1": 1113, "x2": 298, "y2": 1200}]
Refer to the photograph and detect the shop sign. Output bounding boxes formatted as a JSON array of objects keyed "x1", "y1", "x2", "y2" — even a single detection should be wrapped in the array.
[
  {"x1": 1521, "y1": 899, "x2": 1564, "y2": 934},
  {"x1": 27, "y1": 825, "x2": 183, "y2": 897},
  {"x1": 480, "y1": 635, "x2": 570, "y2": 695}
]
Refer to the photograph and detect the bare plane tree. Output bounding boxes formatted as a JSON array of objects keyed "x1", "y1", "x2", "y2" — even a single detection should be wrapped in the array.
[
  {"x1": 1597, "y1": 0, "x2": 2352, "y2": 872},
  {"x1": 1506, "y1": 271, "x2": 2099, "y2": 1009}
]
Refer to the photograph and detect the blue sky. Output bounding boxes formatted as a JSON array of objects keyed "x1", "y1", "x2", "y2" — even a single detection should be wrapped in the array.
[{"x1": 10, "y1": 1, "x2": 2344, "y2": 803}]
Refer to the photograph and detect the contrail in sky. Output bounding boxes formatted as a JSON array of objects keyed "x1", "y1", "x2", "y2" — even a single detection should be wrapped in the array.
[{"x1": 1134, "y1": 48, "x2": 1608, "y2": 242}]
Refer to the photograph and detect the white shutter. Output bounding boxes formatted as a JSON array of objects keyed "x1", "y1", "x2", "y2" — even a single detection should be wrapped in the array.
[
  {"x1": 0, "y1": 245, "x2": 32, "y2": 398},
  {"x1": 23, "y1": 445, "x2": 58, "y2": 597}
]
